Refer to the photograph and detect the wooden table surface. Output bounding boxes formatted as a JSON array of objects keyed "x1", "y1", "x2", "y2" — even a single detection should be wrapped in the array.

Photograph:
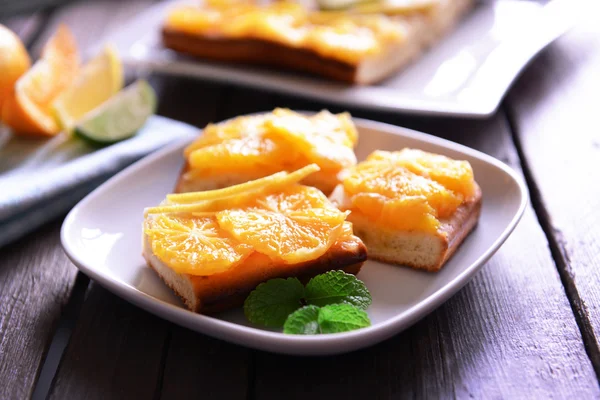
[{"x1": 1, "y1": 0, "x2": 599, "y2": 398}]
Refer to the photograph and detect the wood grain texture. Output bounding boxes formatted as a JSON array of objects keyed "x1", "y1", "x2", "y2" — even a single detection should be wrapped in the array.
[
  {"x1": 0, "y1": 218, "x2": 79, "y2": 399},
  {"x1": 45, "y1": 277, "x2": 247, "y2": 399},
  {"x1": 48, "y1": 284, "x2": 170, "y2": 399},
  {"x1": 505, "y1": 8, "x2": 600, "y2": 375},
  {"x1": 158, "y1": 328, "x2": 250, "y2": 400},
  {"x1": 0, "y1": 12, "x2": 77, "y2": 400},
  {"x1": 248, "y1": 97, "x2": 600, "y2": 398}
]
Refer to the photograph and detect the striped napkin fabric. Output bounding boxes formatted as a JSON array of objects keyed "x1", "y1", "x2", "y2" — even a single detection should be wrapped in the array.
[{"x1": 0, "y1": 115, "x2": 198, "y2": 248}]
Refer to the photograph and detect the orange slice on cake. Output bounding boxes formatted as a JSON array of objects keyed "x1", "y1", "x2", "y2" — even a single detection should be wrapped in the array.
[
  {"x1": 144, "y1": 214, "x2": 254, "y2": 276},
  {"x1": 217, "y1": 185, "x2": 348, "y2": 264},
  {"x1": 178, "y1": 108, "x2": 359, "y2": 194},
  {"x1": 144, "y1": 165, "x2": 349, "y2": 275}
]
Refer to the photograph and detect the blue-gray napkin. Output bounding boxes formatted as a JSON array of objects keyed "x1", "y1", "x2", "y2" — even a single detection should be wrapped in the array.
[{"x1": 0, "y1": 115, "x2": 198, "y2": 247}]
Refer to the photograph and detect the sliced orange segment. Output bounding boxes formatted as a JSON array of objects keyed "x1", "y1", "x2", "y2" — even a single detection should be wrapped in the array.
[
  {"x1": 368, "y1": 149, "x2": 476, "y2": 199},
  {"x1": 2, "y1": 24, "x2": 79, "y2": 136},
  {"x1": 187, "y1": 136, "x2": 297, "y2": 171},
  {"x1": 216, "y1": 185, "x2": 347, "y2": 264},
  {"x1": 264, "y1": 108, "x2": 357, "y2": 169},
  {"x1": 343, "y1": 158, "x2": 461, "y2": 219},
  {"x1": 351, "y1": 192, "x2": 439, "y2": 233},
  {"x1": 144, "y1": 168, "x2": 350, "y2": 273},
  {"x1": 183, "y1": 114, "x2": 267, "y2": 157},
  {"x1": 251, "y1": 183, "x2": 331, "y2": 213},
  {"x1": 145, "y1": 214, "x2": 253, "y2": 275},
  {"x1": 182, "y1": 109, "x2": 358, "y2": 184},
  {"x1": 216, "y1": 208, "x2": 343, "y2": 264}
]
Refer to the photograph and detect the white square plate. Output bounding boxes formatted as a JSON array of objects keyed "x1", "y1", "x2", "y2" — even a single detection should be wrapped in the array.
[
  {"x1": 101, "y1": 0, "x2": 576, "y2": 117},
  {"x1": 61, "y1": 116, "x2": 527, "y2": 355}
]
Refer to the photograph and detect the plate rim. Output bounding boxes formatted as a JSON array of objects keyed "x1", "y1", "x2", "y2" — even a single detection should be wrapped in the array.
[{"x1": 60, "y1": 115, "x2": 528, "y2": 355}]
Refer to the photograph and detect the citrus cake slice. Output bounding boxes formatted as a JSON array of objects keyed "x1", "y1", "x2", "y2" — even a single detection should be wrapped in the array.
[
  {"x1": 143, "y1": 165, "x2": 367, "y2": 313},
  {"x1": 176, "y1": 108, "x2": 358, "y2": 195},
  {"x1": 329, "y1": 149, "x2": 481, "y2": 272},
  {"x1": 161, "y1": 0, "x2": 474, "y2": 84}
]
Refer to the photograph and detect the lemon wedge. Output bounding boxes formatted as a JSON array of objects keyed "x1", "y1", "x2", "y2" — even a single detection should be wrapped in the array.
[{"x1": 53, "y1": 45, "x2": 123, "y2": 131}]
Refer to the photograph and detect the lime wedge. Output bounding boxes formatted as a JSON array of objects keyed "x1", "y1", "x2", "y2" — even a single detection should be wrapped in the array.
[
  {"x1": 74, "y1": 79, "x2": 157, "y2": 146},
  {"x1": 54, "y1": 45, "x2": 123, "y2": 131}
]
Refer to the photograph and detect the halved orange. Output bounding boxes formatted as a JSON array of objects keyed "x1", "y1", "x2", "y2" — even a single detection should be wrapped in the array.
[
  {"x1": 0, "y1": 25, "x2": 31, "y2": 111},
  {"x1": 2, "y1": 24, "x2": 79, "y2": 136}
]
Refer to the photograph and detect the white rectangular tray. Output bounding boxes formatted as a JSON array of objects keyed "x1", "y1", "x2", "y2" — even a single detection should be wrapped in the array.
[{"x1": 102, "y1": 0, "x2": 576, "y2": 117}]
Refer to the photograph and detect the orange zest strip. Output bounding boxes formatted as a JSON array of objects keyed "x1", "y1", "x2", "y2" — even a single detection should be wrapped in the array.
[{"x1": 145, "y1": 164, "x2": 320, "y2": 215}]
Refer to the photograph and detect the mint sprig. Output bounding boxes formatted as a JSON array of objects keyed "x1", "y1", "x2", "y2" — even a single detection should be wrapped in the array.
[
  {"x1": 244, "y1": 271, "x2": 372, "y2": 333},
  {"x1": 283, "y1": 305, "x2": 320, "y2": 334},
  {"x1": 317, "y1": 303, "x2": 371, "y2": 333},
  {"x1": 283, "y1": 304, "x2": 371, "y2": 335},
  {"x1": 243, "y1": 278, "x2": 304, "y2": 327},
  {"x1": 305, "y1": 270, "x2": 371, "y2": 309}
]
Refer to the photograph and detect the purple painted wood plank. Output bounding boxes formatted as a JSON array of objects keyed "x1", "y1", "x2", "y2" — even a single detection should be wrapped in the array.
[
  {"x1": 506, "y1": 11, "x2": 600, "y2": 376},
  {"x1": 0, "y1": 12, "x2": 76, "y2": 400},
  {"x1": 0, "y1": 218, "x2": 79, "y2": 399}
]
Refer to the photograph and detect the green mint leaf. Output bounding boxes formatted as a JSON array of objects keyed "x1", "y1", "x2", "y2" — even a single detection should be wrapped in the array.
[
  {"x1": 283, "y1": 305, "x2": 321, "y2": 335},
  {"x1": 243, "y1": 278, "x2": 304, "y2": 328},
  {"x1": 318, "y1": 303, "x2": 371, "y2": 333},
  {"x1": 305, "y1": 270, "x2": 372, "y2": 310}
]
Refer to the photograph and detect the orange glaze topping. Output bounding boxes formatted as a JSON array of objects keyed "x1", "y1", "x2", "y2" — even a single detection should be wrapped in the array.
[
  {"x1": 183, "y1": 108, "x2": 358, "y2": 183},
  {"x1": 340, "y1": 149, "x2": 476, "y2": 233},
  {"x1": 164, "y1": 1, "x2": 406, "y2": 64},
  {"x1": 144, "y1": 166, "x2": 354, "y2": 276}
]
